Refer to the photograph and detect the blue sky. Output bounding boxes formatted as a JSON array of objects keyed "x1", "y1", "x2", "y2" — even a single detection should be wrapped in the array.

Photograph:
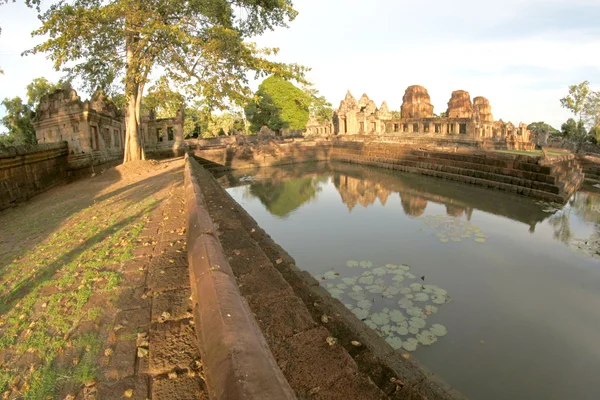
[{"x1": 1, "y1": 0, "x2": 600, "y2": 129}]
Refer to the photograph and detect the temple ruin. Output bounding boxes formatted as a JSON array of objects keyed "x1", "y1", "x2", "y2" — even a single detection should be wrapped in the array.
[
  {"x1": 306, "y1": 85, "x2": 533, "y2": 150},
  {"x1": 33, "y1": 84, "x2": 186, "y2": 163}
]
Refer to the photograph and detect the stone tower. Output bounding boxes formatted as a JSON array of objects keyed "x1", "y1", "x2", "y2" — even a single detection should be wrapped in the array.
[
  {"x1": 447, "y1": 90, "x2": 473, "y2": 118},
  {"x1": 401, "y1": 85, "x2": 434, "y2": 119}
]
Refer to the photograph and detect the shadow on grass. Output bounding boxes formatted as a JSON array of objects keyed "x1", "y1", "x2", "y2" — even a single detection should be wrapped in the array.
[
  {"x1": 0, "y1": 165, "x2": 182, "y2": 275},
  {"x1": 0, "y1": 201, "x2": 161, "y2": 318}
]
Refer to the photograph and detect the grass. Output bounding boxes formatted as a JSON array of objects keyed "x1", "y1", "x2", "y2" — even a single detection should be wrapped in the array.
[{"x1": 0, "y1": 172, "x2": 166, "y2": 398}]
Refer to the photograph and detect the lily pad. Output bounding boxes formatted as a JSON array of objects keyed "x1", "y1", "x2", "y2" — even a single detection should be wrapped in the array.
[
  {"x1": 409, "y1": 283, "x2": 423, "y2": 292},
  {"x1": 336, "y1": 284, "x2": 348, "y2": 290},
  {"x1": 405, "y1": 272, "x2": 417, "y2": 279},
  {"x1": 425, "y1": 305, "x2": 438, "y2": 314},
  {"x1": 385, "y1": 264, "x2": 398, "y2": 270},
  {"x1": 392, "y1": 274, "x2": 405, "y2": 283},
  {"x1": 398, "y1": 298, "x2": 413, "y2": 309},
  {"x1": 432, "y1": 294, "x2": 447, "y2": 304},
  {"x1": 399, "y1": 287, "x2": 412, "y2": 295},
  {"x1": 347, "y1": 260, "x2": 359, "y2": 267},
  {"x1": 329, "y1": 288, "x2": 344, "y2": 299},
  {"x1": 364, "y1": 319, "x2": 377, "y2": 329},
  {"x1": 414, "y1": 292, "x2": 429, "y2": 302},
  {"x1": 371, "y1": 312, "x2": 390, "y2": 326},
  {"x1": 372, "y1": 267, "x2": 386, "y2": 276},
  {"x1": 352, "y1": 285, "x2": 362, "y2": 292},
  {"x1": 352, "y1": 308, "x2": 369, "y2": 320},
  {"x1": 386, "y1": 336, "x2": 403, "y2": 350},
  {"x1": 430, "y1": 324, "x2": 448, "y2": 337},
  {"x1": 403, "y1": 338, "x2": 418, "y2": 351},
  {"x1": 390, "y1": 309, "x2": 406, "y2": 323},
  {"x1": 367, "y1": 284, "x2": 384, "y2": 293},
  {"x1": 417, "y1": 330, "x2": 438, "y2": 345},
  {"x1": 348, "y1": 291, "x2": 367, "y2": 301},
  {"x1": 440, "y1": 238, "x2": 450, "y2": 243},
  {"x1": 400, "y1": 264, "x2": 411, "y2": 271},
  {"x1": 407, "y1": 307, "x2": 424, "y2": 318},
  {"x1": 408, "y1": 326, "x2": 420, "y2": 335},
  {"x1": 358, "y1": 276, "x2": 374, "y2": 285},
  {"x1": 395, "y1": 325, "x2": 409, "y2": 335},
  {"x1": 324, "y1": 271, "x2": 338, "y2": 279},
  {"x1": 357, "y1": 299, "x2": 372, "y2": 310},
  {"x1": 342, "y1": 277, "x2": 357, "y2": 285},
  {"x1": 475, "y1": 238, "x2": 486, "y2": 243},
  {"x1": 409, "y1": 317, "x2": 426, "y2": 329}
]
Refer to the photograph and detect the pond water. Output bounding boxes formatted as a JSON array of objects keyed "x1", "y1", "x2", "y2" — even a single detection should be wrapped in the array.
[{"x1": 219, "y1": 162, "x2": 600, "y2": 400}]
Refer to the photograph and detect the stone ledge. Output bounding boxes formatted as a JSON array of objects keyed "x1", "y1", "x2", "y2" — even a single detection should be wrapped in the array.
[{"x1": 184, "y1": 153, "x2": 296, "y2": 400}]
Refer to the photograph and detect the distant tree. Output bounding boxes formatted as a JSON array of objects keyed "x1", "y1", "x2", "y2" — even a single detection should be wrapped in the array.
[
  {"x1": 0, "y1": 77, "x2": 60, "y2": 146},
  {"x1": 302, "y1": 85, "x2": 333, "y2": 124},
  {"x1": 560, "y1": 81, "x2": 591, "y2": 124},
  {"x1": 561, "y1": 118, "x2": 590, "y2": 152},
  {"x1": 0, "y1": 97, "x2": 36, "y2": 146},
  {"x1": 584, "y1": 91, "x2": 600, "y2": 131},
  {"x1": 245, "y1": 76, "x2": 311, "y2": 134},
  {"x1": 527, "y1": 121, "x2": 560, "y2": 137}
]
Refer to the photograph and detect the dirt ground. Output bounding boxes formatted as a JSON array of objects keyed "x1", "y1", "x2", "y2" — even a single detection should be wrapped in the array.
[{"x1": 0, "y1": 158, "x2": 205, "y2": 399}]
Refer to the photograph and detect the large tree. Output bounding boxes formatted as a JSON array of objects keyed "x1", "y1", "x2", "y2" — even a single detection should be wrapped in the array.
[
  {"x1": 28, "y1": 0, "x2": 306, "y2": 162},
  {"x1": 245, "y1": 75, "x2": 311, "y2": 133}
]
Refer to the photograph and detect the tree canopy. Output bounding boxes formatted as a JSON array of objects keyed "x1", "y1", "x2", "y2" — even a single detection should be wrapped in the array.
[
  {"x1": 245, "y1": 75, "x2": 311, "y2": 133},
  {"x1": 28, "y1": 0, "x2": 307, "y2": 161},
  {"x1": 1, "y1": 77, "x2": 60, "y2": 147}
]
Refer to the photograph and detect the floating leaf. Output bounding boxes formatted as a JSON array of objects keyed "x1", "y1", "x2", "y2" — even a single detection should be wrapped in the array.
[
  {"x1": 430, "y1": 324, "x2": 447, "y2": 337},
  {"x1": 342, "y1": 277, "x2": 357, "y2": 285},
  {"x1": 398, "y1": 298, "x2": 413, "y2": 309},
  {"x1": 399, "y1": 287, "x2": 412, "y2": 295},
  {"x1": 390, "y1": 310, "x2": 406, "y2": 323},
  {"x1": 357, "y1": 299, "x2": 372, "y2": 310},
  {"x1": 352, "y1": 285, "x2": 362, "y2": 292},
  {"x1": 361, "y1": 271, "x2": 373, "y2": 277},
  {"x1": 440, "y1": 238, "x2": 450, "y2": 243},
  {"x1": 432, "y1": 294, "x2": 447, "y2": 304},
  {"x1": 324, "y1": 271, "x2": 337, "y2": 279},
  {"x1": 417, "y1": 330, "x2": 438, "y2": 345},
  {"x1": 358, "y1": 276, "x2": 374, "y2": 285},
  {"x1": 364, "y1": 319, "x2": 377, "y2": 329},
  {"x1": 370, "y1": 312, "x2": 390, "y2": 326},
  {"x1": 381, "y1": 324, "x2": 392, "y2": 334},
  {"x1": 425, "y1": 305, "x2": 438, "y2": 314},
  {"x1": 385, "y1": 264, "x2": 398, "y2": 269},
  {"x1": 382, "y1": 307, "x2": 390, "y2": 314},
  {"x1": 407, "y1": 307, "x2": 423, "y2": 318},
  {"x1": 395, "y1": 325, "x2": 409, "y2": 335},
  {"x1": 405, "y1": 272, "x2": 417, "y2": 279},
  {"x1": 414, "y1": 292, "x2": 429, "y2": 302},
  {"x1": 336, "y1": 284, "x2": 348, "y2": 290},
  {"x1": 403, "y1": 338, "x2": 418, "y2": 351},
  {"x1": 367, "y1": 284, "x2": 384, "y2": 293},
  {"x1": 409, "y1": 283, "x2": 423, "y2": 292},
  {"x1": 475, "y1": 238, "x2": 486, "y2": 243},
  {"x1": 400, "y1": 264, "x2": 410, "y2": 271},
  {"x1": 352, "y1": 308, "x2": 369, "y2": 319},
  {"x1": 408, "y1": 326, "x2": 419, "y2": 335},
  {"x1": 348, "y1": 291, "x2": 366, "y2": 301},
  {"x1": 329, "y1": 288, "x2": 343, "y2": 299},
  {"x1": 326, "y1": 283, "x2": 334, "y2": 289},
  {"x1": 392, "y1": 274, "x2": 405, "y2": 283},
  {"x1": 409, "y1": 317, "x2": 426, "y2": 329},
  {"x1": 386, "y1": 336, "x2": 403, "y2": 350},
  {"x1": 372, "y1": 267, "x2": 386, "y2": 276},
  {"x1": 450, "y1": 237, "x2": 462, "y2": 242},
  {"x1": 347, "y1": 260, "x2": 359, "y2": 267}
]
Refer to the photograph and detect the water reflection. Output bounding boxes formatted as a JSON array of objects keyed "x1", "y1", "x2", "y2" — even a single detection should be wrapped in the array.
[{"x1": 223, "y1": 162, "x2": 600, "y2": 400}]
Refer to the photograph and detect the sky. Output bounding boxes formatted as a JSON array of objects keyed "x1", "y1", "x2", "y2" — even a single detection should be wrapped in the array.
[{"x1": 1, "y1": 0, "x2": 600, "y2": 129}]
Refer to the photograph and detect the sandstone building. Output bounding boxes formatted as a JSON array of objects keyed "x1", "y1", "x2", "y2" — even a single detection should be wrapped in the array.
[
  {"x1": 306, "y1": 85, "x2": 533, "y2": 150},
  {"x1": 33, "y1": 84, "x2": 185, "y2": 165}
]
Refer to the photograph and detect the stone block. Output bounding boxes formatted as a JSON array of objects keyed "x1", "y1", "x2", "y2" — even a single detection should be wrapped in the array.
[
  {"x1": 149, "y1": 320, "x2": 200, "y2": 374},
  {"x1": 151, "y1": 375, "x2": 208, "y2": 400}
]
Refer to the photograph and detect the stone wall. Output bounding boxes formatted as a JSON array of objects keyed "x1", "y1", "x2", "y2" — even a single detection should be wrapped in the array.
[
  {"x1": 193, "y1": 139, "x2": 583, "y2": 203},
  {"x1": 0, "y1": 142, "x2": 69, "y2": 211}
]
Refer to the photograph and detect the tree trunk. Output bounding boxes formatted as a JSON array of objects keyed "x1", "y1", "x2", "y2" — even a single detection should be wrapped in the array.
[{"x1": 123, "y1": 31, "x2": 145, "y2": 163}]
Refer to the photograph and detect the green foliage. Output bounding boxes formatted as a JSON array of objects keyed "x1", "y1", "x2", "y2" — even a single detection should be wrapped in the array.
[
  {"x1": 0, "y1": 97, "x2": 36, "y2": 146},
  {"x1": 28, "y1": 0, "x2": 307, "y2": 110},
  {"x1": 527, "y1": 121, "x2": 559, "y2": 136},
  {"x1": 249, "y1": 176, "x2": 324, "y2": 217},
  {"x1": 302, "y1": 85, "x2": 333, "y2": 123},
  {"x1": 142, "y1": 77, "x2": 185, "y2": 118},
  {"x1": 560, "y1": 81, "x2": 590, "y2": 123},
  {"x1": 561, "y1": 118, "x2": 591, "y2": 152},
  {"x1": 1, "y1": 77, "x2": 60, "y2": 147},
  {"x1": 245, "y1": 76, "x2": 311, "y2": 133}
]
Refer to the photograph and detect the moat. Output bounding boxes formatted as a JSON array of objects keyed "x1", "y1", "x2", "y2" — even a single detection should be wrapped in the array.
[{"x1": 218, "y1": 162, "x2": 600, "y2": 400}]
